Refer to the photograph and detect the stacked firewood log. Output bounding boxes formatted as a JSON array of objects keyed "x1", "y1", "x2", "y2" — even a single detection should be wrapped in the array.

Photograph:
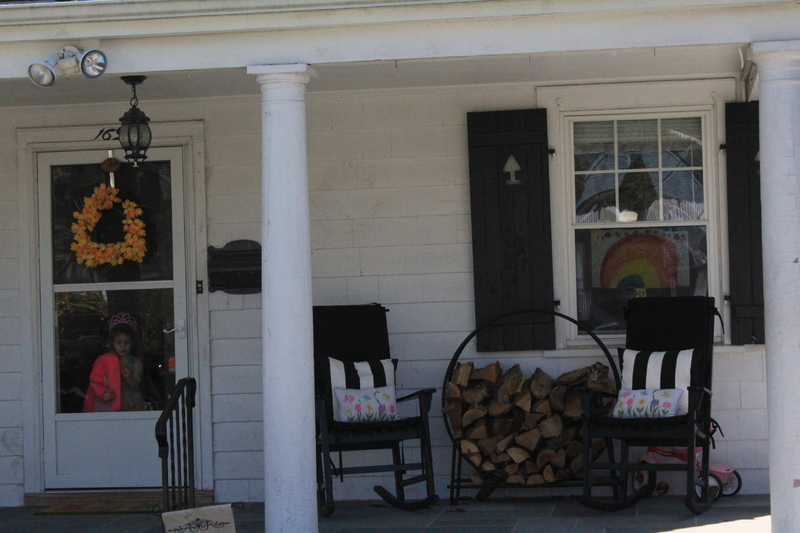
[{"x1": 443, "y1": 361, "x2": 616, "y2": 485}]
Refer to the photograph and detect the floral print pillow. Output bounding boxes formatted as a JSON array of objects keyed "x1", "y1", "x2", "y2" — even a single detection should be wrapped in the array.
[
  {"x1": 334, "y1": 385, "x2": 399, "y2": 423},
  {"x1": 612, "y1": 389, "x2": 684, "y2": 419}
]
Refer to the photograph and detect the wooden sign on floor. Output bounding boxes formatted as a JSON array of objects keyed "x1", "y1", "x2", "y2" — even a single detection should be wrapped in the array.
[{"x1": 161, "y1": 503, "x2": 236, "y2": 533}]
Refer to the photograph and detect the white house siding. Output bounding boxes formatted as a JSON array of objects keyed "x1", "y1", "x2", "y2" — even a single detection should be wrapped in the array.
[
  {"x1": 1, "y1": 105, "x2": 50, "y2": 507},
  {"x1": 303, "y1": 83, "x2": 771, "y2": 499},
  {"x1": 0, "y1": 77, "x2": 770, "y2": 505},
  {"x1": 711, "y1": 345, "x2": 769, "y2": 494},
  {"x1": 0, "y1": 127, "x2": 20, "y2": 500},
  {"x1": 0, "y1": 354, "x2": 22, "y2": 507},
  {"x1": 199, "y1": 95, "x2": 265, "y2": 504}
]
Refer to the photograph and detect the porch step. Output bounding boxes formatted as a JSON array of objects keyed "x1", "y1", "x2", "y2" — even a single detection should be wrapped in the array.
[{"x1": 24, "y1": 489, "x2": 214, "y2": 508}]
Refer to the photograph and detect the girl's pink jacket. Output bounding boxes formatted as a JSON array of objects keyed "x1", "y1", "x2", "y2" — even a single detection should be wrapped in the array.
[{"x1": 83, "y1": 352, "x2": 122, "y2": 412}]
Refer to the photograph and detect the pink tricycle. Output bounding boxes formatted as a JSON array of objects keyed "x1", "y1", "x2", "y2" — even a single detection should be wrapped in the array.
[{"x1": 632, "y1": 419, "x2": 742, "y2": 500}]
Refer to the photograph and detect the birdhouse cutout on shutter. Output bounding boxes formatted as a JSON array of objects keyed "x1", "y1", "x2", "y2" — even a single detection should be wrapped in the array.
[{"x1": 503, "y1": 155, "x2": 522, "y2": 185}]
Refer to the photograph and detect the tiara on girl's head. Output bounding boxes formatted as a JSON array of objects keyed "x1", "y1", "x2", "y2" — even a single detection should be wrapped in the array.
[{"x1": 108, "y1": 312, "x2": 138, "y2": 333}]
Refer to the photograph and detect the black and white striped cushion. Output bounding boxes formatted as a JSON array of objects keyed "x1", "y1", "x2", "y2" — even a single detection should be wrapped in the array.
[
  {"x1": 329, "y1": 358, "x2": 396, "y2": 421},
  {"x1": 620, "y1": 349, "x2": 694, "y2": 416}
]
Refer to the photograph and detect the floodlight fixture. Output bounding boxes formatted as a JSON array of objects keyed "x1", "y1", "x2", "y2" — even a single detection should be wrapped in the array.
[
  {"x1": 28, "y1": 60, "x2": 57, "y2": 88},
  {"x1": 79, "y1": 48, "x2": 107, "y2": 78},
  {"x1": 28, "y1": 45, "x2": 107, "y2": 88}
]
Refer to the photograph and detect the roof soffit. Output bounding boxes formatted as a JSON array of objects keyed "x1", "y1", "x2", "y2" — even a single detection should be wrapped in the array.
[{"x1": 0, "y1": 0, "x2": 795, "y2": 42}]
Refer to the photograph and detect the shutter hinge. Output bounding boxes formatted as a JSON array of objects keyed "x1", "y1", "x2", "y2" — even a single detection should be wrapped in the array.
[
  {"x1": 548, "y1": 148, "x2": 556, "y2": 155},
  {"x1": 553, "y1": 300, "x2": 561, "y2": 307},
  {"x1": 719, "y1": 143, "x2": 727, "y2": 151}
]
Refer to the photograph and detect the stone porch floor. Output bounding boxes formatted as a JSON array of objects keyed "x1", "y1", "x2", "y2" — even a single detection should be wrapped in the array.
[{"x1": 0, "y1": 494, "x2": 770, "y2": 533}]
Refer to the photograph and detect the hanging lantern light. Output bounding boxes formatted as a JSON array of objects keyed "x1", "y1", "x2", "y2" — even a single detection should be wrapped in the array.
[{"x1": 117, "y1": 75, "x2": 151, "y2": 167}]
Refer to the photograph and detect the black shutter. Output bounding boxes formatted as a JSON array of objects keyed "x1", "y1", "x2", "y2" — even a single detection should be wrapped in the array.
[
  {"x1": 725, "y1": 101, "x2": 764, "y2": 344},
  {"x1": 468, "y1": 109, "x2": 555, "y2": 351}
]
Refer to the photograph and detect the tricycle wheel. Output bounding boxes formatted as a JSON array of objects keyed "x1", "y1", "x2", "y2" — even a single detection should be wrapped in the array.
[
  {"x1": 631, "y1": 467, "x2": 656, "y2": 495},
  {"x1": 721, "y1": 470, "x2": 742, "y2": 497},
  {"x1": 695, "y1": 472, "x2": 723, "y2": 502}
]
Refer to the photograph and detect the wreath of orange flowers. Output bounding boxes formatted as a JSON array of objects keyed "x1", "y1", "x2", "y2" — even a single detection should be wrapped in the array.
[{"x1": 71, "y1": 183, "x2": 147, "y2": 267}]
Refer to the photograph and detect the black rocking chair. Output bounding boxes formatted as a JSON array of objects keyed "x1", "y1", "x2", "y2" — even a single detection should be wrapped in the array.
[
  {"x1": 314, "y1": 304, "x2": 439, "y2": 516},
  {"x1": 580, "y1": 296, "x2": 719, "y2": 514}
]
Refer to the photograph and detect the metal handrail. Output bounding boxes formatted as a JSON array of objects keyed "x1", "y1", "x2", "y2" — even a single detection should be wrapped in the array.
[{"x1": 155, "y1": 377, "x2": 196, "y2": 513}]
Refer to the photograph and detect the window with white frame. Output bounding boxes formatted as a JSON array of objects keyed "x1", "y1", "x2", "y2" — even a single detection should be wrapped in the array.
[{"x1": 569, "y1": 114, "x2": 710, "y2": 335}]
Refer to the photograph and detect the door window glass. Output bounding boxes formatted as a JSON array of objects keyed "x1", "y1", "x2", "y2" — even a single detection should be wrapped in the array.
[
  {"x1": 50, "y1": 161, "x2": 173, "y2": 285},
  {"x1": 55, "y1": 289, "x2": 176, "y2": 414}
]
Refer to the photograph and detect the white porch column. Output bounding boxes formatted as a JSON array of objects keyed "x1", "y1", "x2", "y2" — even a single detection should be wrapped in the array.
[
  {"x1": 751, "y1": 41, "x2": 800, "y2": 533},
  {"x1": 248, "y1": 63, "x2": 318, "y2": 533}
]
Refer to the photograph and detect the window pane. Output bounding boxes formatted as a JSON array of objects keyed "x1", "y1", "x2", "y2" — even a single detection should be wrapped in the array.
[
  {"x1": 575, "y1": 226, "x2": 708, "y2": 334},
  {"x1": 618, "y1": 120, "x2": 658, "y2": 170},
  {"x1": 576, "y1": 172, "x2": 617, "y2": 222},
  {"x1": 618, "y1": 167, "x2": 659, "y2": 222},
  {"x1": 51, "y1": 160, "x2": 173, "y2": 285},
  {"x1": 574, "y1": 121, "x2": 614, "y2": 172},
  {"x1": 663, "y1": 170, "x2": 704, "y2": 220},
  {"x1": 55, "y1": 289, "x2": 175, "y2": 414},
  {"x1": 662, "y1": 118, "x2": 703, "y2": 168}
]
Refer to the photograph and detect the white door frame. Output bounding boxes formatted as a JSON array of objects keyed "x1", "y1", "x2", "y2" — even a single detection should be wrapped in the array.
[{"x1": 16, "y1": 121, "x2": 211, "y2": 493}]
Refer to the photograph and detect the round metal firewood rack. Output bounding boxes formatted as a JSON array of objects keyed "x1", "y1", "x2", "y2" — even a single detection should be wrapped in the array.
[{"x1": 441, "y1": 308, "x2": 619, "y2": 504}]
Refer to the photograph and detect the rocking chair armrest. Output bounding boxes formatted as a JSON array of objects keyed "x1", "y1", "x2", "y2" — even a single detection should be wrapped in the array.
[
  {"x1": 578, "y1": 386, "x2": 617, "y2": 408},
  {"x1": 578, "y1": 387, "x2": 618, "y2": 422},
  {"x1": 687, "y1": 385, "x2": 712, "y2": 396},
  {"x1": 397, "y1": 388, "x2": 436, "y2": 402},
  {"x1": 578, "y1": 387, "x2": 617, "y2": 400},
  {"x1": 397, "y1": 388, "x2": 436, "y2": 413},
  {"x1": 687, "y1": 385, "x2": 712, "y2": 416},
  {"x1": 315, "y1": 395, "x2": 332, "y2": 437},
  {"x1": 687, "y1": 385, "x2": 712, "y2": 405},
  {"x1": 315, "y1": 395, "x2": 328, "y2": 418}
]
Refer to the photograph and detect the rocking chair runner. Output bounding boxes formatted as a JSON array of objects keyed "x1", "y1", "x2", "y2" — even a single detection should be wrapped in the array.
[
  {"x1": 313, "y1": 304, "x2": 439, "y2": 516},
  {"x1": 580, "y1": 296, "x2": 719, "y2": 514}
]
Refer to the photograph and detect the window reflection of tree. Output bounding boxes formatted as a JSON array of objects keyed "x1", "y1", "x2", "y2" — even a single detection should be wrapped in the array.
[{"x1": 618, "y1": 155, "x2": 657, "y2": 221}]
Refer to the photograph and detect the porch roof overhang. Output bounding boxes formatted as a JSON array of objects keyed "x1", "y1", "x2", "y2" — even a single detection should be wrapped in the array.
[
  {"x1": 0, "y1": 0, "x2": 794, "y2": 38},
  {"x1": 0, "y1": 0, "x2": 795, "y2": 106},
  {"x1": 0, "y1": 45, "x2": 748, "y2": 108}
]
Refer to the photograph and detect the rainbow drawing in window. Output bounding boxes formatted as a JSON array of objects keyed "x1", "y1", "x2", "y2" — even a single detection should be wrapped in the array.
[{"x1": 592, "y1": 230, "x2": 689, "y2": 289}]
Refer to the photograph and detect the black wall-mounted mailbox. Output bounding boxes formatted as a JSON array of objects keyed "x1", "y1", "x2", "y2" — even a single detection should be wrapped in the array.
[{"x1": 207, "y1": 240, "x2": 262, "y2": 294}]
